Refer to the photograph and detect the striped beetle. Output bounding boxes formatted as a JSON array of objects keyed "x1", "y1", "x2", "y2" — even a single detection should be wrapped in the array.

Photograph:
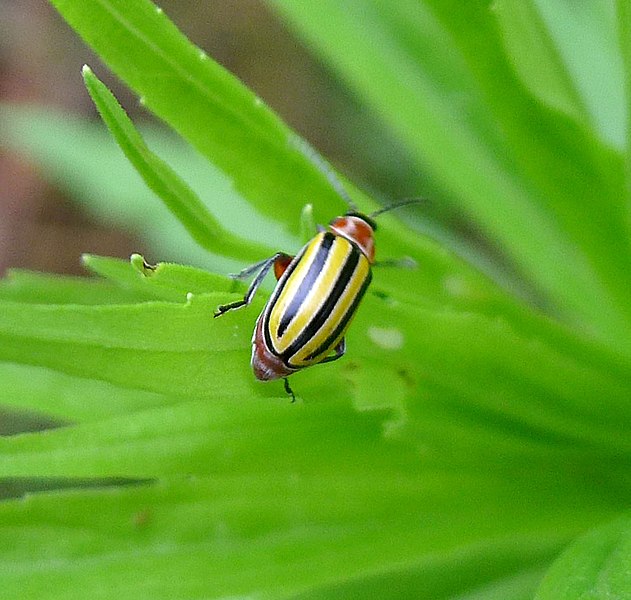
[{"x1": 214, "y1": 155, "x2": 417, "y2": 400}]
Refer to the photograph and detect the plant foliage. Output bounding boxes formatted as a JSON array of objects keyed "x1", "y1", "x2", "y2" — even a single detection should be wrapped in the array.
[{"x1": 0, "y1": 0, "x2": 630, "y2": 598}]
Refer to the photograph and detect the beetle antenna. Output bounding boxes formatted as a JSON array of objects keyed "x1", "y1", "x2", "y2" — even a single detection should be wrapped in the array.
[
  {"x1": 369, "y1": 198, "x2": 423, "y2": 219},
  {"x1": 291, "y1": 136, "x2": 359, "y2": 212}
]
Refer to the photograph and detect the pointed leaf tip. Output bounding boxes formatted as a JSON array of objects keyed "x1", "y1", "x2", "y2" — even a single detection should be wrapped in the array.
[{"x1": 130, "y1": 253, "x2": 156, "y2": 276}]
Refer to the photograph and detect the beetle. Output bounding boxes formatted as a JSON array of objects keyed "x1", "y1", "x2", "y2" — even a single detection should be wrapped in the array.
[{"x1": 214, "y1": 143, "x2": 417, "y2": 400}]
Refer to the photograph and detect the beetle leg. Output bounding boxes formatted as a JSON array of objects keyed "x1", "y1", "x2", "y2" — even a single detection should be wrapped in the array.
[
  {"x1": 373, "y1": 257, "x2": 417, "y2": 269},
  {"x1": 319, "y1": 337, "x2": 346, "y2": 364},
  {"x1": 283, "y1": 377, "x2": 296, "y2": 403},
  {"x1": 214, "y1": 252, "x2": 291, "y2": 318},
  {"x1": 228, "y1": 257, "x2": 276, "y2": 280}
]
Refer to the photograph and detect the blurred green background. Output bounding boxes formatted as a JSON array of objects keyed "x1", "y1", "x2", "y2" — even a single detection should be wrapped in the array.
[{"x1": 0, "y1": 0, "x2": 417, "y2": 276}]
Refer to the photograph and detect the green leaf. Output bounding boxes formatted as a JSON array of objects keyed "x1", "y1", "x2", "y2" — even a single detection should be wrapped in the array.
[
  {"x1": 2, "y1": 264, "x2": 630, "y2": 463},
  {"x1": 0, "y1": 362, "x2": 171, "y2": 424},
  {"x1": 3, "y1": 2, "x2": 630, "y2": 598},
  {"x1": 269, "y1": 0, "x2": 631, "y2": 351},
  {"x1": 82, "y1": 66, "x2": 270, "y2": 263},
  {"x1": 0, "y1": 257, "x2": 262, "y2": 401},
  {"x1": 350, "y1": 299, "x2": 631, "y2": 465},
  {"x1": 0, "y1": 398, "x2": 396, "y2": 478},
  {"x1": 493, "y1": 0, "x2": 582, "y2": 122},
  {"x1": 48, "y1": 0, "x2": 348, "y2": 230},
  {"x1": 494, "y1": 0, "x2": 624, "y2": 150},
  {"x1": 0, "y1": 473, "x2": 616, "y2": 600},
  {"x1": 0, "y1": 294, "x2": 256, "y2": 399},
  {"x1": 81, "y1": 254, "x2": 236, "y2": 302},
  {"x1": 535, "y1": 514, "x2": 631, "y2": 600},
  {"x1": 0, "y1": 269, "x2": 153, "y2": 305}
]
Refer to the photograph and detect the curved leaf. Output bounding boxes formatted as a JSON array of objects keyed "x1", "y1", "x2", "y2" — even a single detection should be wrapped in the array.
[
  {"x1": 493, "y1": 0, "x2": 582, "y2": 120},
  {"x1": 270, "y1": 0, "x2": 631, "y2": 351},
  {"x1": 83, "y1": 66, "x2": 270, "y2": 263},
  {"x1": 48, "y1": 0, "x2": 348, "y2": 229},
  {"x1": 535, "y1": 514, "x2": 631, "y2": 600}
]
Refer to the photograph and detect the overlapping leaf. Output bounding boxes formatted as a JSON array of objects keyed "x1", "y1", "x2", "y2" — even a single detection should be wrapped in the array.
[
  {"x1": 270, "y1": 0, "x2": 631, "y2": 352},
  {"x1": 535, "y1": 515, "x2": 631, "y2": 599}
]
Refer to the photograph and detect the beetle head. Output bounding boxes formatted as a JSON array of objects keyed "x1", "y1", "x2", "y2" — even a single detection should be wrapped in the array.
[{"x1": 329, "y1": 213, "x2": 376, "y2": 262}]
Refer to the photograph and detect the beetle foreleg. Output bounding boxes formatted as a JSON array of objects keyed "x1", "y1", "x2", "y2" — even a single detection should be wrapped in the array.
[
  {"x1": 214, "y1": 253, "x2": 293, "y2": 317},
  {"x1": 214, "y1": 252, "x2": 290, "y2": 318},
  {"x1": 319, "y1": 337, "x2": 346, "y2": 364}
]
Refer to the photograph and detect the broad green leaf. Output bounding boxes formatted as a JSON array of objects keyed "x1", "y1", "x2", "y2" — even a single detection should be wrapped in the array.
[
  {"x1": 0, "y1": 474, "x2": 618, "y2": 600},
  {"x1": 0, "y1": 277, "x2": 363, "y2": 406},
  {"x1": 82, "y1": 254, "x2": 237, "y2": 302},
  {"x1": 0, "y1": 299, "x2": 231, "y2": 352},
  {"x1": 82, "y1": 66, "x2": 269, "y2": 263},
  {"x1": 1, "y1": 270, "x2": 630, "y2": 462},
  {"x1": 0, "y1": 291, "x2": 263, "y2": 400},
  {"x1": 0, "y1": 398, "x2": 397, "y2": 478},
  {"x1": 350, "y1": 300, "x2": 631, "y2": 464},
  {"x1": 0, "y1": 330, "x2": 249, "y2": 399},
  {"x1": 535, "y1": 514, "x2": 631, "y2": 600},
  {"x1": 0, "y1": 362, "x2": 172, "y2": 424}
]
